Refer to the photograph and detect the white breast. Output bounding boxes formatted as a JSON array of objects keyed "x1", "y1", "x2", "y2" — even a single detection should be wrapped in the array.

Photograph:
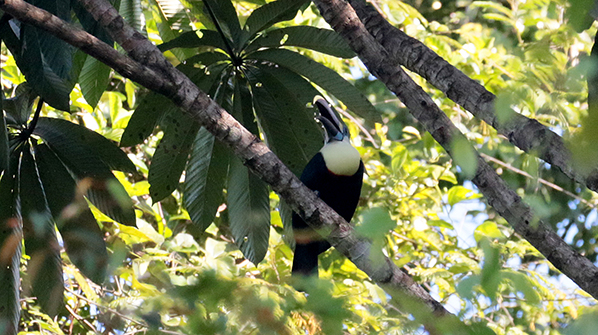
[{"x1": 320, "y1": 138, "x2": 361, "y2": 176}]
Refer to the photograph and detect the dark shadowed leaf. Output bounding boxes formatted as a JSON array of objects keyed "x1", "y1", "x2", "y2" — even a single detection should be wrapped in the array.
[
  {"x1": 121, "y1": 92, "x2": 179, "y2": 147},
  {"x1": 241, "y1": 0, "x2": 308, "y2": 45},
  {"x1": 184, "y1": 127, "x2": 230, "y2": 234},
  {"x1": 19, "y1": 146, "x2": 63, "y2": 317},
  {"x1": 19, "y1": 24, "x2": 73, "y2": 111},
  {"x1": 79, "y1": 55, "x2": 112, "y2": 109},
  {"x1": 227, "y1": 156, "x2": 271, "y2": 264},
  {"x1": 149, "y1": 110, "x2": 198, "y2": 202},
  {"x1": 2, "y1": 84, "x2": 37, "y2": 127},
  {"x1": 0, "y1": 154, "x2": 21, "y2": 335},
  {"x1": 246, "y1": 26, "x2": 355, "y2": 58},
  {"x1": 203, "y1": 0, "x2": 242, "y2": 44},
  {"x1": 34, "y1": 117, "x2": 136, "y2": 173},
  {"x1": 249, "y1": 49, "x2": 380, "y2": 121},
  {"x1": 246, "y1": 65, "x2": 322, "y2": 176},
  {"x1": 158, "y1": 30, "x2": 230, "y2": 52},
  {"x1": 34, "y1": 144, "x2": 107, "y2": 283},
  {"x1": 71, "y1": 0, "x2": 114, "y2": 45},
  {"x1": 33, "y1": 118, "x2": 135, "y2": 225}
]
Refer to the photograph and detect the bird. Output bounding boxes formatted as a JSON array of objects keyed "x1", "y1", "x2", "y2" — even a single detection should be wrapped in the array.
[{"x1": 291, "y1": 97, "x2": 364, "y2": 277}]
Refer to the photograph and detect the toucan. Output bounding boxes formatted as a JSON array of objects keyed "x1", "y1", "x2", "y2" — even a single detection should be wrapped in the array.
[{"x1": 291, "y1": 98, "x2": 364, "y2": 276}]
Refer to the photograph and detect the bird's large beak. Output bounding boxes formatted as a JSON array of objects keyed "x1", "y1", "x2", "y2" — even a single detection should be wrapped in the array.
[{"x1": 314, "y1": 98, "x2": 346, "y2": 142}]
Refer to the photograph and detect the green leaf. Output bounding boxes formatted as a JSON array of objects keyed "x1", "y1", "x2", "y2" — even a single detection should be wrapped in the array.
[
  {"x1": 19, "y1": 146, "x2": 64, "y2": 317},
  {"x1": 501, "y1": 270, "x2": 541, "y2": 305},
  {"x1": 149, "y1": 110, "x2": 198, "y2": 202},
  {"x1": 2, "y1": 84, "x2": 37, "y2": 126},
  {"x1": 228, "y1": 156, "x2": 271, "y2": 264},
  {"x1": 246, "y1": 65, "x2": 322, "y2": 176},
  {"x1": 356, "y1": 207, "x2": 395, "y2": 240},
  {"x1": 71, "y1": 0, "x2": 114, "y2": 45},
  {"x1": 203, "y1": 0, "x2": 242, "y2": 44},
  {"x1": 184, "y1": 127, "x2": 230, "y2": 234},
  {"x1": 34, "y1": 117, "x2": 136, "y2": 173},
  {"x1": 391, "y1": 143, "x2": 409, "y2": 174},
  {"x1": 34, "y1": 144, "x2": 107, "y2": 284},
  {"x1": 119, "y1": 0, "x2": 145, "y2": 33},
  {"x1": 246, "y1": 26, "x2": 355, "y2": 58},
  {"x1": 20, "y1": 23, "x2": 73, "y2": 111},
  {"x1": 121, "y1": 91, "x2": 179, "y2": 146},
  {"x1": 79, "y1": 55, "x2": 112, "y2": 109},
  {"x1": 249, "y1": 49, "x2": 380, "y2": 122},
  {"x1": 150, "y1": 0, "x2": 195, "y2": 61},
  {"x1": 474, "y1": 221, "x2": 505, "y2": 242},
  {"x1": 158, "y1": 30, "x2": 230, "y2": 52},
  {"x1": 456, "y1": 275, "x2": 480, "y2": 300},
  {"x1": 32, "y1": 118, "x2": 135, "y2": 225},
  {"x1": 242, "y1": 0, "x2": 308, "y2": 45},
  {"x1": 479, "y1": 238, "x2": 501, "y2": 302},
  {"x1": 447, "y1": 185, "x2": 481, "y2": 206},
  {"x1": 0, "y1": 154, "x2": 21, "y2": 335}
]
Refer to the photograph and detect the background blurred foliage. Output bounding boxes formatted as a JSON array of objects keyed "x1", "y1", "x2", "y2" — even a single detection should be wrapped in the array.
[{"x1": 2, "y1": 0, "x2": 598, "y2": 334}]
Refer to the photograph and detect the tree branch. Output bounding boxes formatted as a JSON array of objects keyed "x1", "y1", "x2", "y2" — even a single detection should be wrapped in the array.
[
  {"x1": 348, "y1": 0, "x2": 598, "y2": 193},
  {"x1": 0, "y1": 0, "x2": 449, "y2": 319},
  {"x1": 311, "y1": 0, "x2": 598, "y2": 299}
]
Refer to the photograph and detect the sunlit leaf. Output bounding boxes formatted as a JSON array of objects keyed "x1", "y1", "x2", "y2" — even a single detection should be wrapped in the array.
[{"x1": 79, "y1": 55, "x2": 112, "y2": 109}]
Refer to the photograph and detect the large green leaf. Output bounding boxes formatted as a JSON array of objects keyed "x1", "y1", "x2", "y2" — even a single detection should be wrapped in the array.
[
  {"x1": 227, "y1": 77, "x2": 270, "y2": 264},
  {"x1": 203, "y1": 0, "x2": 242, "y2": 45},
  {"x1": 149, "y1": 110, "x2": 198, "y2": 202},
  {"x1": 34, "y1": 144, "x2": 107, "y2": 284},
  {"x1": 158, "y1": 30, "x2": 229, "y2": 53},
  {"x1": 184, "y1": 127, "x2": 230, "y2": 234},
  {"x1": 245, "y1": 66, "x2": 322, "y2": 176},
  {"x1": 32, "y1": 118, "x2": 135, "y2": 225},
  {"x1": 121, "y1": 92, "x2": 179, "y2": 147},
  {"x1": 149, "y1": 63, "x2": 231, "y2": 202},
  {"x1": 121, "y1": 59, "x2": 228, "y2": 147},
  {"x1": 79, "y1": 55, "x2": 112, "y2": 109},
  {"x1": 246, "y1": 26, "x2": 355, "y2": 58},
  {"x1": 0, "y1": 154, "x2": 21, "y2": 335},
  {"x1": 249, "y1": 49, "x2": 380, "y2": 121},
  {"x1": 20, "y1": 24, "x2": 73, "y2": 111},
  {"x1": 227, "y1": 156, "x2": 271, "y2": 264},
  {"x1": 241, "y1": 0, "x2": 308, "y2": 46},
  {"x1": 34, "y1": 117, "x2": 136, "y2": 173},
  {"x1": 120, "y1": 0, "x2": 145, "y2": 34},
  {"x1": 71, "y1": 0, "x2": 114, "y2": 45},
  {"x1": 19, "y1": 146, "x2": 63, "y2": 317},
  {"x1": 2, "y1": 84, "x2": 37, "y2": 127}
]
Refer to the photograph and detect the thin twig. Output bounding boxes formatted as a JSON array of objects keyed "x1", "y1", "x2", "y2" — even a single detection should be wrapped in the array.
[{"x1": 480, "y1": 153, "x2": 596, "y2": 209}]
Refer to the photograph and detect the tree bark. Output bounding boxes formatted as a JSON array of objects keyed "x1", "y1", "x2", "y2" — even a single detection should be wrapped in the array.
[
  {"x1": 0, "y1": 0, "x2": 449, "y2": 319},
  {"x1": 348, "y1": 0, "x2": 598, "y2": 193},
  {"x1": 312, "y1": 0, "x2": 598, "y2": 299}
]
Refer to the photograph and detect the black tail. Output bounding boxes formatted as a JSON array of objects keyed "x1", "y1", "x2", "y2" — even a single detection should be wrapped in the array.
[{"x1": 292, "y1": 241, "x2": 330, "y2": 277}]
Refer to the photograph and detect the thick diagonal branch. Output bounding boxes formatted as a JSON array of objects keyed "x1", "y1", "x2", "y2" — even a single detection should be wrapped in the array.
[
  {"x1": 0, "y1": 0, "x2": 449, "y2": 318},
  {"x1": 348, "y1": 0, "x2": 598, "y2": 193},
  {"x1": 312, "y1": 0, "x2": 598, "y2": 299}
]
